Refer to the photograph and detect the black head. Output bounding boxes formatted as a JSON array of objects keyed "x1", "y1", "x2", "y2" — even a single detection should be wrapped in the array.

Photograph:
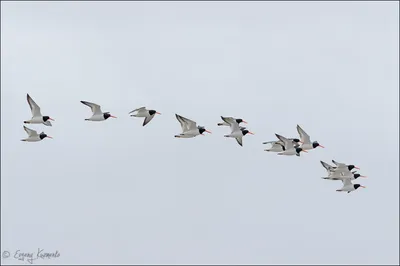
[
  {"x1": 293, "y1": 138, "x2": 301, "y2": 143},
  {"x1": 199, "y1": 127, "x2": 206, "y2": 134},
  {"x1": 39, "y1": 133, "x2": 47, "y2": 139},
  {"x1": 236, "y1": 118, "x2": 243, "y2": 124},
  {"x1": 295, "y1": 147, "x2": 303, "y2": 153},
  {"x1": 103, "y1": 113, "x2": 111, "y2": 120},
  {"x1": 354, "y1": 184, "x2": 362, "y2": 190},
  {"x1": 353, "y1": 174, "x2": 361, "y2": 179},
  {"x1": 312, "y1": 142, "x2": 319, "y2": 148},
  {"x1": 242, "y1": 129, "x2": 249, "y2": 136},
  {"x1": 348, "y1": 165, "x2": 355, "y2": 171},
  {"x1": 43, "y1": 116, "x2": 50, "y2": 122},
  {"x1": 149, "y1": 110, "x2": 156, "y2": 116}
]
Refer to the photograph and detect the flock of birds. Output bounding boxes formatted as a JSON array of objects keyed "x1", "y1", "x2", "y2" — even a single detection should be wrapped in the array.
[{"x1": 21, "y1": 94, "x2": 367, "y2": 193}]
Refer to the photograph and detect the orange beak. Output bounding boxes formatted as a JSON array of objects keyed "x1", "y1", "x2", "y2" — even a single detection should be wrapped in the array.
[
  {"x1": 248, "y1": 131, "x2": 254, "y2": 135},
  {"x1": 361, "y1": 175, "x2": 367, "y2": 178},
  {"x1": 49, "y1": 118, "x2": 55, "y2": 121},
  {"x1": 319, "y1": 144, "x2": 325, "y2": 148},
  {"x1": 355, "y1": 166, "x2": 360, "y2": 170},
  {"x1": 205, "y1": 130, "x2": 212, "y2": 134},
  {"x1": 302, "y1": 150, "x2": 308, "y2": 153},
  {"x1": 47, "y1": 136, "x2": 53, "y2": 139},
  {"x1": 360, "y1": 186, "x2": 366, "y2": 188},
  {"x1": 242, "y1": 120, "x2": 248, "y2": 124},
  {"x1": 156, "y1": 112, "x2": 161, "y2": 115},
  {"x1": 110, "y1": 115, "x2": 117, "y2": 118}
]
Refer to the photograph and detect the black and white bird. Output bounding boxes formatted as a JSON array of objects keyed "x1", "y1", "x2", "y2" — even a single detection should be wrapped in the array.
[
  {"x1": 320, "y1": 160, "x2": 360, "y2": 177},
  {"x1": 24, "y1": 94, "x2": 55, "y2": 126},
  {"x1": 296, "y1": 125, "x2": 324, "y2": 150},
  {"x1": 275, "y1": 134, "x2": 307, "y2": 156},
  {"x1": 80, "y1": 101, "x2": 117, "y2": 121},
  {"x1": 335, "y1": 178, "x2": 366, "y2": 193},
  {"x1": 21, "y1": 126, "x2": 52, "y2": 142},
  {"x1": 263, "y1": 136, "x2": 301, "y2": 152},
  {"x1": 174, "y1": 114, "x2": 211, "y2": 138},
  {"x1": 221, "y1": 116, "x2": 254, "y2": 146},
  {"x1": 322, "y1": 172, "x2": 367, "y2": 181},
  {"x1": 218, "y1": 116, "x2": 247, "y2": 127},
  {"x1": 129, "y1": 107, "x2": 161, "y2": 126}
]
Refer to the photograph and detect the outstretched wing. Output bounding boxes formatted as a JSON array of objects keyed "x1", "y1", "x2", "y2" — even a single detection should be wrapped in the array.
[
  {"x1": 221, "y1": 116, "x2": 240, "y2": 134},
  {"x1": 176, "y1": 114, "x2": 197, "y2": 132},
  {"x1": 320, "y1": 161, "x2": 334, "y2": 172},
  {"x1": 235, "y1": 136, "x2": 243, "y2": 147},
  {"x1": 332, "y1": 160, "x2": 347, "y2": 168},
  {"x1": 129, "y1": 107, "x2": 146, "y2": 114},
  {"x1": 80, "y1": 101, "x2": 102, "y2": 115},
  {"x1": 23, "y1": 126, "x2": 38, "y2": 137},
  {"x1": 143, "y1": 114, "x2": 155, "y2": 126},
  {"x1": 27, "y1": 94, "x2": 42, "y2": 117},
  {"x1": 296, "y1": 125, "x2": 311, "y2": 144},
  {"x1": 275, "y1": 133, "x2": 292, "y2": 149}
]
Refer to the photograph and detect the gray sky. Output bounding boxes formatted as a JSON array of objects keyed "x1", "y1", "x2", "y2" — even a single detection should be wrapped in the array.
[{"x1": 1, "y1": 1, "x2": 399, "y2": 264}]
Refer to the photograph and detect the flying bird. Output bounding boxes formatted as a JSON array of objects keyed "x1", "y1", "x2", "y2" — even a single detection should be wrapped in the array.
[
  {"x1": 296, "y1": 125, "x2": 324, "y2": 150},
  {"x1": 221, "y1": 116, "x2": 254, "y2": 146},
  {"x1": 275, "y1": 134, "x2": 307, "y2": 156},
  {"x1": 80, "y1": 101, "x2": 117, "y2": 121},
  {"x1": 263, "y1": 136, "x2": 301, "y2": 152},
  {"x1": 218, "y1": 116, "x2": 247, "y2": 126},
  {"x1": 335, "y1": 178, "x2": 366, "y2": 193},
  {"x1": 174, "y1": 114, "x2": 211, "y2": 138},
  {"x1": 129, "y1": 107, "x2": 161, "y2": 126},
  {"x1": 332, "y1": 160, "x2": 360, "y2": 171},
  {"x1": 24, "y1": 94, "x2": 55, "y2": 126},
  {"x1": 322, "y1": 171, "x2": 367, "y2": 181},
  {"x1": 320, "y1": 160, "x2": 359, "y2": 177},
  {"x1": 21, "y1": 126, "x2": 52, "y2": 142}
]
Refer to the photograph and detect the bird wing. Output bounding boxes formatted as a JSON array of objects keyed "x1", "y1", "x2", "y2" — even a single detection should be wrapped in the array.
[
  {"x1": 296, "y1": 125, "x2": 311, "y2": 144},
  {"x1": 176, "y1": 114, "x2": 197, "y2": 132},
  {"x1": 143, "y1": 114, "x2": 155, "y2": 126},
  {"x1": 221, "y1": 116, "x2": 240, "y2": 134},
  {"x1": 332, "y1": 160, "x2": 347, "y2": 167},
  {"x1": 263, "y1": 141, "x2": 277, "y2": 145},
  {"x1": 128, "y1": 107, "x2": 146, "y2": 114},
  {"x1": 275, "y1": 133, "x2": 292, "y2": 149},
  {"x1": 43, "y1": 120, "x2": 52, "y2": 127},
  {"x1": 26, "y1": 94, "x2": 42, "y2": 117},
  {"x1": 81, "y1": 101, "x2": 102, "y2": 115},
  {"x1": 23, "y1": 126, "x2": 38, "y2": 137},
  {"x1": 235, "y1": 136, "x2": 243, "y2": 146},
  {"x1": 320, "y1": 161, "x2": 334, "y2": 172}
]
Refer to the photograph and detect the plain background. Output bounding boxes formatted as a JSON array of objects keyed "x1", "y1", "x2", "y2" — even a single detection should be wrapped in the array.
[{"x1": 1, "y1": 1, "x2": 399, "y2": 264}]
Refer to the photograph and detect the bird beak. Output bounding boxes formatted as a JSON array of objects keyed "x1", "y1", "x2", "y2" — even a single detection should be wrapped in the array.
[
  {"x1": 49, "y1": 118, "x2": 55, "y2": 121},
  {"x1": 299, "y1": 141, "x2": 303, "y2": 144},
  {"x1": 243, "y1": 120, "x2": 248, "y2": 124},
  {"x1": 302, "y1": 150, "x2": 308, "y2": 153},
  {"x1": 248, "y1": 131, "x2": 254, "y2": 135},
  {"x1": 205, "y1": 130, "x2": 212, "y2": 134},
  {"x1": 110, "y1": 115, "x2": 117, "y2": 118},
  {"x1": 361, "y1": 186, "x2": 366, "y2": 188},
  {"x1": 319, "y1": 145, "x2": 325, "y2": 148},
  {"x1": 156, "y1": 112, "x2": 161, "y2": 115},
  {"x1": 355, "y1": 166, "x2": 360, "y2": 170},
  {"x1": 361, "y1": 175, "x2": 367, "y2": 178},
  {"x1": 47, "y1": 136, "x2": 53, "y2": 139}
]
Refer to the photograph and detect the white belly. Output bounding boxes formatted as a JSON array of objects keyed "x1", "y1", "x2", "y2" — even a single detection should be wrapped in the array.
[
  {"x1": 87, "y1": 115, "x2": 105, "y2": 121},
  {"x1": 301, "y1": 143, "x2": 313, "y2": 150},
  {"x1": 29, "y1": 116, "x2": 44, "y2": 123},
  {"x1": 22, "y1": 137, "x2": 42, "y2": 142}
]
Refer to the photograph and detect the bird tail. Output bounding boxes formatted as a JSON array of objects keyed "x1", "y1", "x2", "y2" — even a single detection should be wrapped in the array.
[
  {"x1": 23, "y1": 121, "x2": 29, "y2": 124},
  {"x1": 217, "y1": 123, "x2": 223, "y2": 126}
]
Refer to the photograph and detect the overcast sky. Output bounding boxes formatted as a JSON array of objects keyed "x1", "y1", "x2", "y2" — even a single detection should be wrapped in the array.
[{"x1": 1, "y1": 1, "x2": 399, "y2": 265}]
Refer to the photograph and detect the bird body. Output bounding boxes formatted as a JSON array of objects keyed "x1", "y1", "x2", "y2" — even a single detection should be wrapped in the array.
[
  {"x1": 21, "y1": 126, "x2": 52, "y2": 142},
  {"x1": 129, "y1": 107, "x2": 161, "y2": 126},
  {"x1": 24, "y1": 94, "x2": 55, "y2": 126},
  {"x1": 81, "y1": 101, "x2": 117, "y2": 121},
  {"x1": 174, "y1": 114, "x2": 211, "y2": 138}
]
